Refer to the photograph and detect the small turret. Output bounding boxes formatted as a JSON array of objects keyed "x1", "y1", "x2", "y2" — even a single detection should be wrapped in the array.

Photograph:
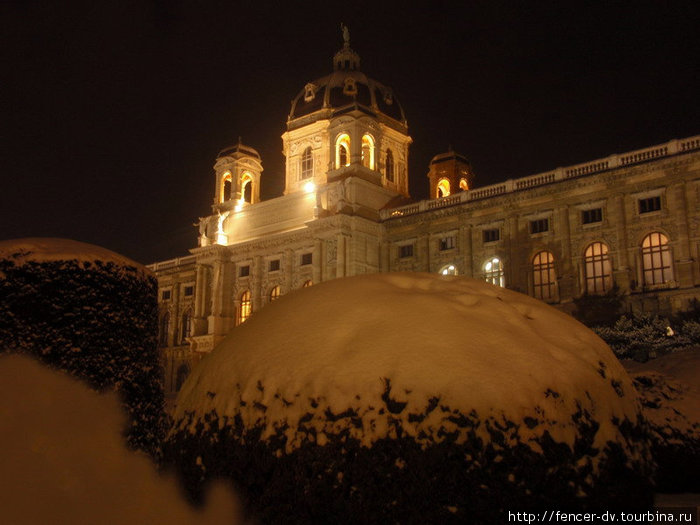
[{"x1": 427, "y1": 148, "x2": 474, "y2": 198}]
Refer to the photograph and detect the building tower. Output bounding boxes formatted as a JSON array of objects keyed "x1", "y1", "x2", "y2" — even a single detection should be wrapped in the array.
[
  {"x1": 213, "y1": 140, "x2": 263, "y2": 208},
  {"x1": 427, "y1": 149, "x2": 474, "y2": 198},
  {"x1": 282, "y1": 26, "x2": 412, "y2": 203}
]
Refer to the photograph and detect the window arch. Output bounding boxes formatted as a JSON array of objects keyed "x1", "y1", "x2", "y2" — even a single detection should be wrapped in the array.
[
  {"x1": 532, "y1": 251, "x2": 557, "y2": 301},
  {"x1": 641, "y1": 232, "x2": 673, "y2": 286},
  {"x1": 384, "y1": 149, "x2": 395, "y2": 182},
  {"x1": 459, "y1": 178, "x2": 469, "y2": 191},
  {"x1": 158, "y1": 312, "x2": 170, "y2": 347},
  {"x1": 439, "y1": 264, "x2": 458, "y2": 276},
  {"x1": 301, "y1": 147, "x2": 313, "y2": 179},
  {"x1": 437, "y1": 178, "x2": 450, "y2": 198},
  {"x1": 361, "y1": 134, "x2": 375, "y2": 169},
  {"x1": 240, "y1": 172, "x2": 253, "y2": 203},
  {"x1": 180, "y1": 308, "x2": 192, "y2": 344},
  {"x1": 237, "y1": 290, "x2": 251, "y2": 325},
  {"x1": 483, "y1": 257, "x2": 505, "y2": 287},
  {"x1": 336, "y1": 134, "x2": 350, "y2": 169},
  {"x1": 220, "y1": 171, "x2": 232, "y2": 203},
  {"x1": 584, "y1": 242, "x2": 613, "y2": 294},
  {"x1": 269, "y1": 285, "x2": 281, "y2": 302},
  {"x1": 302, "y1": 280, "x2": 313, "y2": 288}
]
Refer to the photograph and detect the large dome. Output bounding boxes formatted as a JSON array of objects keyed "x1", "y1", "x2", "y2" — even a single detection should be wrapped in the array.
[{"x1": 288, "y1": 42, "x2": 406, "y2": 127}]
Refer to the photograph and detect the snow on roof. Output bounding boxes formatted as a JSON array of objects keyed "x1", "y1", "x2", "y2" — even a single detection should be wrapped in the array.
[
  {"x1": 0, "y1": 237, "x2": 148, "y2": 275},
  {"x1": 175, "y1": 273, "x2": 642, "y2": 457},
  {"x1": 0, "y1": 354, "x2": 240, "y2": 524}
]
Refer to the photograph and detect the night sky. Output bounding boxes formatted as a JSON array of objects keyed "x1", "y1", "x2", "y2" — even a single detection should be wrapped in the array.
[{"x1": 2, "y1": 1, "x2": 698, "y2": 264}]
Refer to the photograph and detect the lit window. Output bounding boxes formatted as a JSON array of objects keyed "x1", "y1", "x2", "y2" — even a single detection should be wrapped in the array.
[
  {"x1": 269, "y1": 259, "x2": 280, "y2": 272},
  {"x1": 239, "y1": 265, "x2": 250, "y2": 277},
  {"x1": 302, "y1": 280, "x2": 313, "y2": 288},
  {"x1": 437, "y1": 178, "x2": 450, "y2": 198},
  {"x1": 336, "y1": 134, "x2": 350, "y2": 168},
  {"x1": 180, "y1": 309, "x2": 192, "y2": 344},
  {"x1": 641, "y1": 232, "x2": 673, "y2": 286},
  {"x1": 439, "y1": 236, "x2": 455, "y2": 251},
  {"x1": 440, "y1": 264, "x2": 457, "y2": 275},
  {"x1": 241, "y1": 172, "x2": 253, "y2": 203},
  {"x1": 483, "y1": 257, "x2": 505, "y2": 287},
  {"x1": 459, "y1": 178, "x2": 469, "y2": 191},
  {"x1": 220, "y1": 171, "x2": 232, "y2": 203},
  {"x1": 159, "y1": 312, "x2": 170, "y2": 347},
  {"x1": 533, "y1": 251, "x2": 557, "y2": 301},
  {"x1": 584, "y1": 242, "x2": 613, "y2": 294},
  {"x1": 301, "y1": 147, "x2": 313, "y2": 179},
  {"x1": 362, "y1": 135, "x2": 375, "y2": 169},
  {"x1": 385, "y1": 149, "x2": 394, "y2": 182},
  {"x1": 301, "y1": 252, "x2": 313, "y2": 266},
  {"x1": 399, "y1": 244, "x2": 414, "y2": 258},
  {"x1": 582, "y1": 208, "x2": 603, "y2": 225},
  {"x1": 238, "y1": 290, "x2": 251, "y2": 325},
  {"x1": 483, "y1": 229, "x2": 500, "y2": 243},
  {"x1": 183, "y1": 285, "x2": 194, "y2": 297},
  {"x1": 269, "y1": 285, "x2": 281, "y2": 302},
  {"x1": 639, "y1": 196, "x2": 661, "y2": 214}
]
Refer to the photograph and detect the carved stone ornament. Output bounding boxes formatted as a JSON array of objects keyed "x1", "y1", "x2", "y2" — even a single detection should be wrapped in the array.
[{"x1": 304, "y1": 83, "x2": 318, "y2": 102}]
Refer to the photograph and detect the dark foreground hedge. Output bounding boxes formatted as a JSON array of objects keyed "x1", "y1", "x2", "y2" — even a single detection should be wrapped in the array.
[
  {"x1": 165, "y1": 406, "x2": 653, "y2": 524},
  {"x1": 0, "y1": 254, "x2": 165, "y2": 456}
]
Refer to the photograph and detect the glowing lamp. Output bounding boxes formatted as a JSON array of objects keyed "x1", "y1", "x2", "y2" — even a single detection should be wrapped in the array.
[{"x1": 304, "y1": 181, "x2": 316, "y2": 194}]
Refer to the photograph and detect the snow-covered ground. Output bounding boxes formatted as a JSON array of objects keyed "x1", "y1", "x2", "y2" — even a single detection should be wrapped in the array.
[{"x1": 0, "y1": 354, "x2": 241, "y2": 525}]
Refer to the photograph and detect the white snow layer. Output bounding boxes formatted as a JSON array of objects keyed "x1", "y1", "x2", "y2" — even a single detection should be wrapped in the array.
[
  {"x1": 0, "y1": 354, "x2": 240, "y2": 525},
  {"x1": 0, "y1": 237, "x2": 148, "y2": 274},
  {"x1": 175, "y1": 273, "x2": 643, "y2": 458}
]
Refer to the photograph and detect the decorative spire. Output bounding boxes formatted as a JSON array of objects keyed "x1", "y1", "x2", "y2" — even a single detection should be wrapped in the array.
[{"x1": 333, "y1": 24, "x2": 360, "y2": 71}]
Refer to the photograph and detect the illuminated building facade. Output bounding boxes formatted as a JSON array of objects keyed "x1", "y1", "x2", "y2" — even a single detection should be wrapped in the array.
[{"x1": 150, "y1": 33, "x2": 700, "y2": 396}]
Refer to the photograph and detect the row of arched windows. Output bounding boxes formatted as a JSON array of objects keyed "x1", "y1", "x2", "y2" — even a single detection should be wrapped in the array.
[
  {"x1": 333, "y1": 134, "x2": 396, "y2": 181},
  {"x1": 438, "y1": 232, "x2": 674, "y2": 301},
  {"x1": 236, "y1": 281, "x2": 312, "y2": 325},
  {"x1": 220, "y1": 171, "x2": 254, "y2": 203}
]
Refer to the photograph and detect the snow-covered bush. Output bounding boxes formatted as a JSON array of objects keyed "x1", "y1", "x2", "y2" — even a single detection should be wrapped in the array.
[
  {"x1": 629, "y1": 367, "x2": 700, "y2": 493},
  {"x1": 593, "y1": 313, "x2": 699, "y2": 362},
  {"x1": 166, "y1": 273, "x2": 653, "y2": 522},
  {"x1": 0, "y1": 238, "x2": 165, "y2": 456}
]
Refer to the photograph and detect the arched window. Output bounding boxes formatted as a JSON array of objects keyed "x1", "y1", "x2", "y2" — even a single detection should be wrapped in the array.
[
  {"x1": 302, "y1": 280, "x2": 313, "y2": 288},
  {"x1": 336, "y1": 134, "x2": 350, "y2": 169},
  {"x1": 483, "y1": 257, "x2": 505, "y2": 287},
  {"x1": 301, "y1": 147, "x2": 313, "y2": 179},
  {"x1": 584, "y1": 242, "x2": 613, "y2": 294},
  {"x1": 175, "y1": 364, "x2": 190, "y2": 391},
  {"x1": 437, "y1": 178, "x2": 450, "y2": 198},
  {"x1": 220, "y1": 172, "x2": 232, "y2": 203},
  {"x1": 180, "y1": 308, "x2": 192, "y2": 344},
  {"x1": 385, "y1": 149, "x2": 394, "y2": 182},
  {"x1": 641, "y1": 232, "x2": 673, "y2": 286},
  {"x1": 533, "y1": 251, "x2": 557, "y2": 301},
  {"x1": 158, "y1": 312, "x2": 170, "y2": 347},
  {"x1": 459, "y1": 178, "x2": 469, "y2": 191},
  {"x1": 238, "y1": 290, "x2": 251, "y2": 325},
  {"x1": 361, "y1": 134, "x2": 375, "y2": 169},
  {"x1": 241, "y1": 172, "x2": 253, "y2": 203},
  {"x1": 269, "y1": 285, "x2": 281, "y2": 302},
  {"x1": 439, "y1": 264, "x2": 458, "y2": 276}
]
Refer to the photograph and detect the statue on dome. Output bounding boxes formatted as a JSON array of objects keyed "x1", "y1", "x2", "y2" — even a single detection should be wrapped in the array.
[{"x1": 341, "y1": 23, "x2": 350, "y2": 46}]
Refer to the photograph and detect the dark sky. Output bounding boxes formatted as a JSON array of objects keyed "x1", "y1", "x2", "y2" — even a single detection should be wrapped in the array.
[{"x1": 2, "y1": 1, "x2": 698, "y2": 264}]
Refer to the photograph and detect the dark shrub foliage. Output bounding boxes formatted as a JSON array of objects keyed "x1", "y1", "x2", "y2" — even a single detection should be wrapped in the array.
[{"x1": 0, "y1": 253, "x2": 165, "y2": 456}]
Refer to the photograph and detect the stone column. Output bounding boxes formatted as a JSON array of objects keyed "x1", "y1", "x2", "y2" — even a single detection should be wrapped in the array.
[
  {"x1": 337, "y1": 234, "x2": 346, "y2": 277},
  {"x1": 313, "y1": 239, "x2": 323, "y2": 284},
  {"x1": 670, "y1": 182, "x2": 694, "y2": 287}
]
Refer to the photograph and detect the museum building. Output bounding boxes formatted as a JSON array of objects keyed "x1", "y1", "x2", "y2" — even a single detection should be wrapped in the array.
[{"x1": 149, "y1": 34, "x2": 700, "y2": 396}]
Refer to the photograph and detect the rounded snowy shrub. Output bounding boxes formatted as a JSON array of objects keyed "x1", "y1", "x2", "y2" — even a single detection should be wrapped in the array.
[
  {"x1": 166, "y1": 273, "x2": 653, "y2": 523},
  {"x1": 0, "y1": 238, "x2": 164, "y2": 456}
]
